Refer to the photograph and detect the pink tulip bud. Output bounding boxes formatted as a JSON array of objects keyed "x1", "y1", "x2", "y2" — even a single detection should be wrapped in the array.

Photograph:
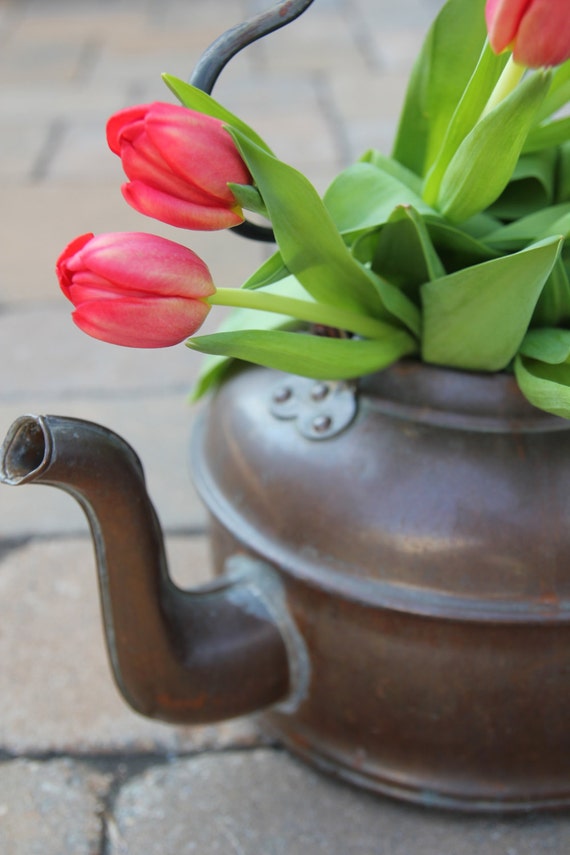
[
  {"x1": 56, "y1": 232, "x2": 215, "y2": 347},
  {"x1": 106, "y1": 102, "x2": 251, "y2": 230},
  {"x1": 486, "y1": 0, "x2": 570, "y2": 68}
]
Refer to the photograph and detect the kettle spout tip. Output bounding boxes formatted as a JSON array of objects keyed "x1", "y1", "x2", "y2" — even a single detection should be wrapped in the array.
[{"x1": 0, "y1": 415, "x2": 49, "y2": 486}]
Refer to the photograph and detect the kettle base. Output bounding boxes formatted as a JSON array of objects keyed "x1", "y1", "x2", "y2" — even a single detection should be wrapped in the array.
[{"x1": 262, "y1": 715, "x2": 570, "y2": 814}]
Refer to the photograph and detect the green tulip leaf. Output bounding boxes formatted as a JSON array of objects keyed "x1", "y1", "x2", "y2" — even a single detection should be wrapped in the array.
[
  {"x1": 392, "y1": 0, "x2": 488, "y2": 176},
  {"x1": 457, "y1": 211, "x2": 503, "y2": 239},
  {"x1": 359, "y1": 150, "x2": 424, "y2": 194},
  {"x1": 425, "y1": 217, "x2": 500, "y2": 271},
  {"x1": 524, "y1": 117, "x2": 570, "y2": 154},
  {"x1": 191, "y1": 357, "x2": 235, "y2": 401},
  {"x1": 519, "y1": 327, "x2": 570, "y2": 363},
  {"x1": 372, "y1": 206, "x2": 445, "y2": 302},
  {"x1": 241, "y1": 251, "x2": 290, "y2": 290},
  {"x1": 191, "y1": 275, "x2": 309, "y2": 399},
  {"x1": 488, "y1": 149, "x2": 558, "y2": 220},
  {"x1": 535, "y1": 58, "x2": 570, "y2": 124},
  {"x1": 557, "y1": 142, "x2": 570, "y2": 204},
  {"x1": 422, "y1": 40, "x2": 508, "y2": 206},
  {"x1": 228, "y1": 182, "x2": 269, "y2": 218},
  {"x1": 532, "y1": 259, "x2": 570, "y2": 328},
  {"x1": 421, "y1": 236, "x2": 563, "y2": 371},
  {"x1": 484, "y1": 203, "x2": 570, "y2": 250},
  {"x1": 227, "y1": 129, "x2": 391, "y2": 317},
  {"x1": 323, "y1": 162, "x2": 434, "y2": 236},
  {"x1": 350, "y1": 229, "x2": 381, "y2": 267},
  {"x1": 366, "y1": 268, "x2": 422, "y2": 336},
  {"x1": 437, "y1": 70, "x2": 551, "y2": 223},
  {"x1": 188, "y1": 326, "x2": 417, "y2": 382},
  {"x1": 514, "y1": 353, "x2": 570, "y2": 418},
  {"x1": 513, "y1": 323, "x2": 570, "y2": 417},
  {"x1": 162, "y1": 74, "x2": 272, "y2": 153}
]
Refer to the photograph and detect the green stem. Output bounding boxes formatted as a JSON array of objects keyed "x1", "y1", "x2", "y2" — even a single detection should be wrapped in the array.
[
  {"x1": 208, "y1": 288, "x2": 390, "y2": 339},
  {"x1": 480, "y1": 55, "x2": 526, "y2": 118}
]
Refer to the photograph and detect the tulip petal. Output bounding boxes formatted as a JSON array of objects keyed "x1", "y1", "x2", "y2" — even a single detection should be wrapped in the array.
[
  {"x1": 119, "y1": 137, "x2": 217, "y2": 206},
  {"x1": 106, "y1": 101, "x2": 251, "y2": 230},
  {"x1": 75, "y1": 232, "x2": 215, "y2": 298},
  {"x1": 56, "y1": 233, "x2": 93, "y2": 293},
  {"x1": 106, "y1": 104, "x2": 151, "y2": 154},
  {"x1": 145, "y1": 104, "x2": 251, "y2": 202},
  {"x1": 485, "y1": 0, "x2": 530, "y2": 54},
  {"x1": 122, "y1": 182, "x2": 244, "y2": 231},
  {"x1": 486, "y1": 0, "x2": 570, "y2": 68},
  {"x1": 72, "y1": 296, "x2": 211, "y2": 348},
  {"x1": 513, "y1": 0, "x2": 570, "y2": 67},
  {"x1": 66, "y1": 270, "x2": 130, "y2": 305}
]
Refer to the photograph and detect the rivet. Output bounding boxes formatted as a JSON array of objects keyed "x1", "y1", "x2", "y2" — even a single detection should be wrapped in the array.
[
  {"x1": 272, "y1": 386, "x2": 293, "y2": 404},
  {"x1": 310, "y1": 382, "x2": 329, "y2": 402},
  {"x1": 312, "y1": 414, "x2": 332, "y2": 433}
]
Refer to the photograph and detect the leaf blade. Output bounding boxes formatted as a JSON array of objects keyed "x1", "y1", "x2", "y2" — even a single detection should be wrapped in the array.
[
  {"x1": 421, "y1": 237, "x2": 563, "y2": 371},
  {"x1": 188, "y1": 327, "x2": 417, "y2": 381},
  {"x1": 437, "y1": 70, "x2": 551, "y2": 223},
  {"x1": 323, "y1": 162, "x2": 434, "y2": 236},
  {"x1": 392, "y1": 0, "x2": 488, "y2": 176},
  {"x1": 515, "y1": 354, "x2": 570, "y2": 418},
  {"x1": 228, "y1": 130, "x2": 387, "y2": 316},
  {"x1": 162, "y1": 74, "x2": 272, "y2": 153}
]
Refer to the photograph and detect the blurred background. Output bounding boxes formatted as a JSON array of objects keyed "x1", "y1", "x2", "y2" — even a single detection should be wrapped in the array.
[{"x1": 0, "y1": 0, "x2": 444, "y2": 541}]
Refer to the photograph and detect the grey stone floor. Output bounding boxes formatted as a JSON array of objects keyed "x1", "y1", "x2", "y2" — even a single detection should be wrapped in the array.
[{"x1": 2, "y1": 0, "x2": 570, "y2": 851}]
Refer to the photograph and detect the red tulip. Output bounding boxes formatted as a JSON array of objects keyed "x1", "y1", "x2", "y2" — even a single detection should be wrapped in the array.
[
  {"x1": 56, "y1": 232, "x2": 215, "y2": 347},
  {"x1": 107, "y1": 102, "x2": 251, "y2": 230},
  {"x1": 486, "y1": 0, "x2": 570, "y2": 68}
]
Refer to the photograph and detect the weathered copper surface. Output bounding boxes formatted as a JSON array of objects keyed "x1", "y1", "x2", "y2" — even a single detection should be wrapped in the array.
[
  {"x1": 3, "y1": 360, "x2": 570, "y2": 811},
  {"x1": 192, "y1": 361, "x2": 570, "y2": 811}
]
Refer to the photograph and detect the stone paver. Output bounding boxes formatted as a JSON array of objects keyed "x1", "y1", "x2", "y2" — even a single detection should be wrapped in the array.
[
  {"x1": 0, "y1": 758, "x2": 111, "y2": 855},
  {"x1": 109, "y1": 749, "x2": 570, "y2": 855},
  {"x1": 0, "y1": 536, "x2": 263, "y2": 754}
]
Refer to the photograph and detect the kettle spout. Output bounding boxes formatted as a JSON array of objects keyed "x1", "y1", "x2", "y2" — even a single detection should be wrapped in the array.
[{"x1": 0, "y1": 415, "x2": 291, "y2": 724}]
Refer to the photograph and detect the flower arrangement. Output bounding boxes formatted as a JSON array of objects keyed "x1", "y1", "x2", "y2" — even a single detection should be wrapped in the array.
[{"x1": 56, "y1": 0, "x2": 570, "y2": 416}]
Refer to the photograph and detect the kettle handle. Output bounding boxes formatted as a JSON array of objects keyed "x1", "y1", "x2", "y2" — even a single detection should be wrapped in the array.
[{"x1": 189, "y1": 0, "x2": 316, "y2": 244}]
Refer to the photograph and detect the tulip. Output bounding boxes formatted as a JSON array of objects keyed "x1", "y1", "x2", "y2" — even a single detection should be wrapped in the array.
[
  {"x1": 486, "y1": 0, "x2": 570, "y2": 68},
  {"x1": 107, "y1": 102, "x2": 252, "y2": 230},
  {"x1": 56, "y1": 232, "x2": 215, "y2": 347}
]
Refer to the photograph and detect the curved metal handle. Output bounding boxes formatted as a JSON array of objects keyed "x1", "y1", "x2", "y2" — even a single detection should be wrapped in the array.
[
  {"x1": 190, "y1": 0, "x2": 316, "y2": 243},
  {"x1": 190, "y1": 0, "x2": 316, "y2": 95}
]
